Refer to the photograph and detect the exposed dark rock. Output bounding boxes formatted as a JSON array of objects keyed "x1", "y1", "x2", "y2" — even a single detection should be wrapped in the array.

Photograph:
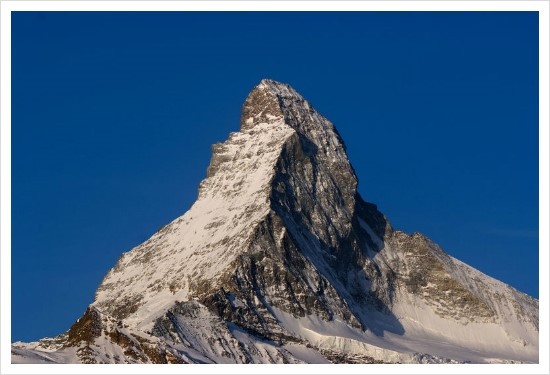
[{"x1": 65, "y1": 306, "x2": 103, "y2": 346}]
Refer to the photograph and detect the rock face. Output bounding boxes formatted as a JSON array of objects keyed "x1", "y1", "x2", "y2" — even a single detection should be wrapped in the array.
[{"x1": 12, "y1": 79, "x2": 538, "y2": 364}]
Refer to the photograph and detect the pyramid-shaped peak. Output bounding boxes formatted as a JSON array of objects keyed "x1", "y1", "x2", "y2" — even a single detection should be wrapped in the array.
[
  {"x1": 240, "y1": 79, "x2": 310, "y2": 131},
  {"x1": 258, "y1": 78, "x2": 285, "y2": 86},
  {"x1": 257, "y1": 78, "x2": 287, "y2": 88},
  {"x1": 256, "y1": 79, "x2": 304, "y2": 98},
  {"x1": 12, "y1": 80, "x2": 539, "y2": 365}
]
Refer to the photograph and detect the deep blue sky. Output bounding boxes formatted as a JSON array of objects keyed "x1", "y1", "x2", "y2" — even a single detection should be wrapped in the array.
[{"x1": 11, "y1": 11, "x2": 539, "y2": 342}]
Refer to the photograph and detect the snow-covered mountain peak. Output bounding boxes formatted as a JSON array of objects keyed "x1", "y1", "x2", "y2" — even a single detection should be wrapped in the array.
[
  {"x1": 240, "y1": 79, "x2": 344, "y2": 146},
  {"x1": 241, "y1": 79, "x2": 358, "y2": 207},
  {"x1": 240, "y1": 79, "x2": 302, "y2": 131},
  {"x1": 12, "y1": 81, "x2": 539, "y2": 365}
]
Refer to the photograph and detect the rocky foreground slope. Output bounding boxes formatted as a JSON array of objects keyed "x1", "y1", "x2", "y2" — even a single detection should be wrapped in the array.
[{"x1": 12, "y1": 79, "x2": 538, "y2": 364}]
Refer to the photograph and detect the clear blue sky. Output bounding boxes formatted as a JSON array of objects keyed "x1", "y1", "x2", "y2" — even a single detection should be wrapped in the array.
[{"x1": 11, "y1": 11, "x2": 539, "y2": 342}]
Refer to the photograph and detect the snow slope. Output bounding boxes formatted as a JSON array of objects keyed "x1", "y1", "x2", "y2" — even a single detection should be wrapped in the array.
[{"x1": 94, "y1": 115, "x2": 295, "y2": 329}]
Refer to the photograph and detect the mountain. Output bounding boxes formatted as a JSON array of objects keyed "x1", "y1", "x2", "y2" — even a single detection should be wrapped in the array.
[{"x1": 12, "y1": 79, "x2": 538, "y2": 364}]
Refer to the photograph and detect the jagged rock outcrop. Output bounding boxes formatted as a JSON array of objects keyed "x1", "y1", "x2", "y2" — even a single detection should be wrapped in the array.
[{"x1": 12, "y1": 79, "x2": 538, "y2": 364}]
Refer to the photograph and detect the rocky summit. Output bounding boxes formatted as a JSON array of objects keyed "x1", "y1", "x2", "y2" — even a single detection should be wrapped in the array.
[{"x1": 12, "y1": 79, "x2": 538, "y2": 364}]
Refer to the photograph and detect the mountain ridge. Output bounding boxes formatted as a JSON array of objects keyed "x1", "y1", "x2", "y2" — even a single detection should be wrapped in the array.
[{"x1": 12, "y1": 79, "x2": 538, "y2": 364}]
